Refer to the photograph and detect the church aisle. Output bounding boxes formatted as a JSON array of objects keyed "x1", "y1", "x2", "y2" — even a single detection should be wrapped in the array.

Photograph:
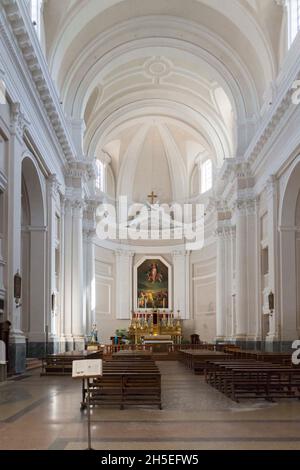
[{"x1": 1, "y1": 361, "x2": 300, "y2": 450}]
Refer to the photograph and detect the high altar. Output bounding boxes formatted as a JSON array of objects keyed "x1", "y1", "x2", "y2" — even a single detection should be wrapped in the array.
[{"x1": 128, "y1": 311, "x2": 182, "y2": 345}]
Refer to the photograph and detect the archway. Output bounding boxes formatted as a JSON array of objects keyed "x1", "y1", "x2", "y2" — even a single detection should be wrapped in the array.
[
  {"x1": 279, "y1": 156, "x2": 300, "y2": 341},
  {"x1": 21, "y1": 156, "x2": 46, "y2": 357}
]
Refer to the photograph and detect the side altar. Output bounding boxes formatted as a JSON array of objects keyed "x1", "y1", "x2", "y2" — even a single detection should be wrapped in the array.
[{"x1": 128, "y1": 310, "x2": 182, "y2": 346}]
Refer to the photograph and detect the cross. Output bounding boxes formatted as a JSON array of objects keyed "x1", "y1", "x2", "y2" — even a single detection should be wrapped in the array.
[{"x1": 147, "y1": 190, "x2": 158, "y2": 205}]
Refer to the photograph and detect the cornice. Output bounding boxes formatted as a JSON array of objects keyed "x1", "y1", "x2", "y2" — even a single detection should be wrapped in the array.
[
  {"x1": 1, "y1": 0, "x2": 76, "y2": 161},
  {"x1": 65, "y1": 160, "x2": 93, "y2": 180},
  {"x1": 245, "y1": 34, "x2": 300, "y2": 168}
]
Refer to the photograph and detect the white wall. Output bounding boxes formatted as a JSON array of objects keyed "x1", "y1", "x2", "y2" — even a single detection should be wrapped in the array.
[{"x1": 191, "y1": 243, "x2": 216, "y2": 342}]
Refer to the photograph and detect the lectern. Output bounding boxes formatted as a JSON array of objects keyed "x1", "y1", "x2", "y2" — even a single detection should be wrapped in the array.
[{"x1": 72, "y1": 359, "x2": 102, "y2": 450}]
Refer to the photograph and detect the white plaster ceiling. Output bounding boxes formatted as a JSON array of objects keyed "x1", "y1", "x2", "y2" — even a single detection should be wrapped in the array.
[{"x1": 41, "y1": 0, "x2": 284, "y2": 202}]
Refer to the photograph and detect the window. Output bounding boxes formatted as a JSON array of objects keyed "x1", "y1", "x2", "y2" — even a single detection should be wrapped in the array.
[
  {"x1": 201, "y1": 159, "x2": 213, "y2": 193},
  {"x1": 95, "y1": 160, "x2": 104, "y2": 192},
  {"x1": 30, "y1": 0, "x2": 42, "y2": 39},
  {"x1": 288, "y1": 0, "x2": 300, "y2": 46}
]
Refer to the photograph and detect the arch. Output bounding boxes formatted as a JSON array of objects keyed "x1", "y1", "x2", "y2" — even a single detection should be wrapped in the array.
[
  {"x1": 87, "y1": 102, "x2": 225, "y2": 167},
  {"x1": 280, "y1": 153, "x2": 300, "y2": 228},
  {"x1": 21, "y1": 154, "x2": 46, "y2": 227},
  {"x1": 279, "y1": 154, "x2": 300, "y2": 341},
  {"x1": 21, "y1": 155, "x2": 47, "y2": 354}
]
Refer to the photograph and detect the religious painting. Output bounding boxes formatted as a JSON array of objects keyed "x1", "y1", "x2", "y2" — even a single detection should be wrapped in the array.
[{"x1": 137, "y1": 258, "x2": 169, "y2": 309}]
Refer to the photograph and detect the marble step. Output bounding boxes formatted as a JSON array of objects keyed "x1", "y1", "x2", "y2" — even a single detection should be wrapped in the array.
[{"x1": 25, "y1": 358, "x2": 42, "y2": 370}]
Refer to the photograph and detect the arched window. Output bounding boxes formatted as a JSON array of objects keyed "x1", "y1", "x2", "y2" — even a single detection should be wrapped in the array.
[
  {"x1": 95, "y1": 160, "x2": 104, "y2": 192},
  {"x1": 30, "y1": 0, "x2": 42, "y2": 39},
  {"x1": 288, "y1": 0, "x2": 300, "y2": 46},
  {"x1": 201, "y1": 159, "x2": 213, "y2": 194}
]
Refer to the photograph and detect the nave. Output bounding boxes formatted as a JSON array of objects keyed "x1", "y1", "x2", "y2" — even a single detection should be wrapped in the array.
[{"x1": 1, "y1": 361, "x2": 300, "y2": 450}]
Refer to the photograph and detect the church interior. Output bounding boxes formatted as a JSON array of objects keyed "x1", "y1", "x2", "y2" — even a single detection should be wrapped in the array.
[{"x1": 1, "y1": 0, "x2": 300, "y2": 451}]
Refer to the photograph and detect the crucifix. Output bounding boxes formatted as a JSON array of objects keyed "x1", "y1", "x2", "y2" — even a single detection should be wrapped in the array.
[{"x1": 147, "y1": 190, "x2": 158, "y2": 205}]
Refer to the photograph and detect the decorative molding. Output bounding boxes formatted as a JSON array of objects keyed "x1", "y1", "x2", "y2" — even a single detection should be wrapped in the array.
[
  {"x1": 264, "y1": 174, "x2": 277, "y2": 200},
  {"x1": 47, "y1": 173, "x2": 61, "y2": 197},
  {"x1": 1, "y1": 0, "x2": 76, "y2": 161},
  {"x1": 72, "y1": 199, "x2": 85, "y2": 216},
  {"x1": 10, "y1": 102, "x2": 30, "y2": 140}
]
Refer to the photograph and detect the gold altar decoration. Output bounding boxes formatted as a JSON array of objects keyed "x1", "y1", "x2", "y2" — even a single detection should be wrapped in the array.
[{"x1": 128, "y1": 310, "x2": 182, "y2": 345}]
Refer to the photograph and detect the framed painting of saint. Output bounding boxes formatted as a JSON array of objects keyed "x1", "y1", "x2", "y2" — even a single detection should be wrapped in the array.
[{"x1": 134, "y1": 256, "x2": 172, "y2": 310}]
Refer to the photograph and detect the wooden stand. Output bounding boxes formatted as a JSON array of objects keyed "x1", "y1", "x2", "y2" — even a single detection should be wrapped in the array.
[
  {"x1": 85, "y1": 377, "x2": 93, "y2": 451},
  {"x1": 72, "y1": 359, "x2": 103, "y2": 451}
]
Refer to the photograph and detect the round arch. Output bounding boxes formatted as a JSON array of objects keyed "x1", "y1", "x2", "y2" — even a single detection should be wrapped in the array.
[
  {"x1": 20, "y1": 154, "x2": 47, "y2": 354},
  {"x1": 279, "y1": 153, "x2": 300, "y2": 341}
]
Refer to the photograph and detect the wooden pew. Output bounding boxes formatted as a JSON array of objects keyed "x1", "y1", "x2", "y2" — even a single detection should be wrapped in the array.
[
  {"x1": 41, "y1": 350, "x2": 103, "y2": 376},
  {"x1": 204, "y1": 360, "x2": 300, "y2": 402},
  {"x1": 81, "y1": 358, "x2": 162, "y2": 410}
]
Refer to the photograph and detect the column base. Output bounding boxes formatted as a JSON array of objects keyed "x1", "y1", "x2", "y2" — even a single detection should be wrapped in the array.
[
  {"x1": 73, "y1": 336, "x2": 85, "y2": 351},
  {"x1": 9, "y1": 331, "x2": 26, "y2": 375},
  {"x1": 215, "y1": 336, "x2": 226, "y2": 342}
]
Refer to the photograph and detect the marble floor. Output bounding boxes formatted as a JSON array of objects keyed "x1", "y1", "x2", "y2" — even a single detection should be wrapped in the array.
[{"x1": 0, "y1": 361, "x2": 300, "y2": 450}]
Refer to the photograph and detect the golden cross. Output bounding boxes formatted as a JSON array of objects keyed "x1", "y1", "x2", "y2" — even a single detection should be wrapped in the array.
[{"x1": 147, "y1": 190, "x2": 158, "y2": 205}]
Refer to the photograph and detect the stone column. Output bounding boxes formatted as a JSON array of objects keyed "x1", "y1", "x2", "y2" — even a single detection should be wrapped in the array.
[
  {"x1": 84, "y1": 232, "x2": 96, "y2": 335},
  {"x1": 246, "y1": 199, "x2": 259, "y2": 341},
  {"x1": 216, "y1": 228, "x2": 226, "y2": 340},
  {"x1": 265, "y1": 176, "x2": 280, "y2": 342},
  {"x1": 63, "y1": 198, "x2": 73, "y2": 348},
  {"x1": 0, "y1": 162, "x2": 7, "y2": 324},
  {"x1": 230, "y1": 227, "x2": 237, "y2": 338},
  {"x1": 234, "y1": 198, "x2": 259, "y2": 343},
  {"x1": 83, "y1": 200, "x2": 98, "y2": 336},
  {"x1": 72, "y1": 200, "x2": 85, "y2": 349},
  {"x1": 224, "y1": 227, "x2": 233, "y2": 339},
  {"x1": 47, "y1": 175, "x2": 59, "y2": 347},
  {"x1": 27, "y1": 225, "x2": 47, "y2": 354},
  {"x1": 59, "y1": 196, "x2": 65, "y2": 351},
  {"x1": 115, "y1": 250, "x2": 134, "y2": 319},
  {"x1": 7, "y1": 104, "x2": 27, "y2": 373},
  {"x1": 235, "y1": 201, "x2": 248, "y2": 340}
]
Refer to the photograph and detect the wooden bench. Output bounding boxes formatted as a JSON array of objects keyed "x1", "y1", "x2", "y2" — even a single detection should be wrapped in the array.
[
  {"x1": 179, "y1": 349, "x2": 231, "y2": 371},
  {"x1": 41, "y1": 350, "x2": 103, "y2": 375},
  {"x1": 81, "y1": 358, "x2": 162, "y2": 410},
  {"x1": 204, "y1": 360, "x2": 300, "y2": 402}
]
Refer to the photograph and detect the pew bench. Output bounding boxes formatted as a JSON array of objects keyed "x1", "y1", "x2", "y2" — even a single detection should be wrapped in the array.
[
  {"x1": 204, "y1": 360, "x2": 300, "y2": 402},
  {"x1": 41, "y1": 350, "x2": 103, "y2": 376},
  {"x1": 81, "y1": 359, "x2": 162, "y2": 410}
]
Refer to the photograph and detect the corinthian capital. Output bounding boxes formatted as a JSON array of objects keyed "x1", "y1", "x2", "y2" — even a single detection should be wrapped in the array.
[{"x1": 10, "y1": 103, "x2": 30, "y2": 140}]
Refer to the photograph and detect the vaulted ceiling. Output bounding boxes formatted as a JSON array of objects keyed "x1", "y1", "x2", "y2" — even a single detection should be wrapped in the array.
[{"x1": 42, "y1": 0, "x2": 285, "y2": 201}]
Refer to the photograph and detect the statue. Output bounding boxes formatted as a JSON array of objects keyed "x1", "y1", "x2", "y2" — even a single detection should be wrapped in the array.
[{"x1": 90, "y1": 324, "x2": 98, "y2": 344}]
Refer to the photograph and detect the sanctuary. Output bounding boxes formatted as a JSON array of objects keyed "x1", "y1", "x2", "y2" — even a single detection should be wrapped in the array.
[{"x1": 0, "y1": 0, "x2": 300, "y2": 452}]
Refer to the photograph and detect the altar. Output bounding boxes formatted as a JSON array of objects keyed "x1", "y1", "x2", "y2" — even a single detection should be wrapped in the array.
[
  {"x1": 142, "y1": 335, "x2": 174, "y2": 353},
  {"x1": 128, "y1": 310, "x2": 182, "y2": 345}
]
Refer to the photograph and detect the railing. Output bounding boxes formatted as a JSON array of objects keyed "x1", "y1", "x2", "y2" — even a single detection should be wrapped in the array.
[{"x1": 101, "y1": 342, "x2": 221, "y2": 356}]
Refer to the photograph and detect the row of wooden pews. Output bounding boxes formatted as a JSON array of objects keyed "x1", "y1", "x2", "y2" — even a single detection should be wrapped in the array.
[
  {"x1": 180, "y1": 347, "x2": 299, "y2": 402},
  {"x1": 178, "y1": 348, "x2": 232, "y2": 373},
  {"x1": 81, "y1": 353, "x2": 162, "y2": 410},
  {"x1": 41, "y1": 350, "x2": 103, "y2": 375},
  {"x1": 204, "y1": 359, "x2": 300, "y2": 402}
]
